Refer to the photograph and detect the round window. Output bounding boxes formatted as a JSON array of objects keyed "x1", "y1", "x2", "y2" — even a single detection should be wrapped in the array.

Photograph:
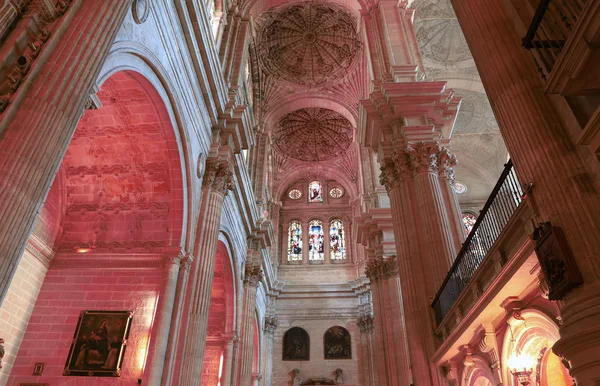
[
  {"x1": 329, "y1": 187, "x2": 343, "y2": 199},
  {"x1": 288, "y1": 189, "x2": 302, "y2": 200}
]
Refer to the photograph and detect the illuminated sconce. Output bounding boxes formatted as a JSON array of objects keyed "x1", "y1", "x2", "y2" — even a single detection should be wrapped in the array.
[{"x1": 507, "y1": 353, "x2": 535, "y2": 385}]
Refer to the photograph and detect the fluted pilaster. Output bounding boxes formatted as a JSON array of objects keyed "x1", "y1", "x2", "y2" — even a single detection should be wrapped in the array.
[
  {"x1": 357, "y1": 314, "x2": 378, "y2": 386},
  {"x1": 145, "y1": 252, "x2": 185, "y2": 385},
  {"x1": 0, "y1": 0, "x2": 132, "y2": 305},
  {"x1": 233, "y1": 262, "x2": 263, "y2": 386},
  {"x1": 179, "y1": 158, "x2": 234, "y2": 385},
  {"x1": 263, "y1": 316, "x2": 277, "y2": 386}
]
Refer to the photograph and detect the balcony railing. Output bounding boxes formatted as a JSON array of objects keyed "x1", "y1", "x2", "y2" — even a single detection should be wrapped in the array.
[
  {"x1": 522, "y1": 0, "x2": 588, "y2": 80},
  {"x1": 432, "y1": 160, "x2": 523, "y2": 324}
]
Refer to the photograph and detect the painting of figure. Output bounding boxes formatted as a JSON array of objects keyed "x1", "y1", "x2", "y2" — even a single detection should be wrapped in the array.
[
  {"x1": 324, "y1": 326, "x2": 351, "y2": 359},
  {"x1": 283, "y1": 327, "x2": 310, "y2": 361},
  {"x1": 64, "y1": 310, "x2": 133, "y2": 377}
]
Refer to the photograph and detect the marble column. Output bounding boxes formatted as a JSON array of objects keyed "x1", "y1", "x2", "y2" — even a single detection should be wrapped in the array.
[
  {"x1": 0, "y1": 0, "x2": 132, "y2": 305},
  {"x1": 263, "y1": 316, "x2": 277, "y2": 386},
  {"x1": 406, "y1": 142, "x2": 456, "y2": 294},
  {"x1": 450, "y1": 0, "x2": 600, "y2": 383},
  {"x1": 145, "y1": 251, "x2": 185, "y2": 385},
  {"x1": 233, "y1": 262, "x2": 263, "y2": 386},
  {"x1": 179, "y1": 157, "x2": 234, "y2": 385},
  {"x1": 161, "y1": 255, "x2": 192, "y2": 385},
  {"x1": 380, "y1": 158, "x2": 442, "y2": 386},
  {"x1": 357, "y1": 314, "x2": 378, "y2": 386},
  {"x1": 221, "y1": 332, "x2": 238, "y2": 386},
  {"x1": 438, "y1": 147, "x2": 465, "y2": 252}
]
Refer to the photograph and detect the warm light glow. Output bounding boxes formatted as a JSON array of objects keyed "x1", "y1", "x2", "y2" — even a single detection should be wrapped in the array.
[
  {"x1": 76, "y1": 247, "x2": 90, "y2": 253},
  {"x1": 508, "y1": 353, "x2": 536, "y2": 372},
  {"x1": 217, "y1": 353, "x2": 224, "y2": 386}
]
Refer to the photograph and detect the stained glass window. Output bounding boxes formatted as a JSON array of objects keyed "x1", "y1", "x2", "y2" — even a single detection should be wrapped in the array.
[
  {"x1": 308, "y1": 219, "x2": 324, "y2": 261},
  {"x1": 288, "y1": 189, "x2": 302, "y2": 200},
  {"x1": 288, "y1": 220, "x2": 303, "y2": 261},
  {"x1": 462, "y1": 212, "x2": 477, "y2": 235},
  {"x1": 330, "y1": 219, "x2": 345, "y2": 260},
  {"x1": 329, "y1": 187, "x2": 343, "y2": 199},
  {"x1": 308, "y1": 181, "x2": 322, "y2": 203}
]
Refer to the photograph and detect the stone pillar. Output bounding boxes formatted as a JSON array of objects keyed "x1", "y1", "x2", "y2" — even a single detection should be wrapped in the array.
[
  {"x1": 221, "y1": 332, "x2": 238, "y2": 386},
  {"x1": 263, "y1": 316, "x2": 277, "y2": 386},
  {"x1": 144, "y1": 251, "x2": 185, "y2": 385},
  {"x1": 438, "y1": 147, "x2": 465, "y2": 251},
  {"x1": 366, "y1": 253, "x2": 412, "y2": 386},
  {"x1": 0, "y1": 0, "x2": 132, "y2": 305},
  {"x1": 161, "y1": 255, "x2": 192, "y2": 385},
  {"x1": 450, "y1": 0, "x2": 600, "y2": 383},
  {"x1": 406, "y1": 142, "x2": 456, "y2": 293},
  {"x1": 379, "y1": 159, "x2": 443, "y2": 386},
  {"x1": 233, "y1": 262, "x2": 263, "y2": 386},
  {"x1": 179, "y1": 157, "x2": 234, "y2": 385},
  {"x1": 357, "y1": 314, "x2": 378, "y2": 386}
]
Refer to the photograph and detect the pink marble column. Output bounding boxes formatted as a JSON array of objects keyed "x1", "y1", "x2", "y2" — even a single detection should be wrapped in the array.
[
  {"x1": 263, "y1": 316, "x2": 277, "y2": 386},
  {"x1": 380, "y1": 158, "x2": 442, "y2": 386},
  {"x1": 450, "y1": 0, "x2": 600, "y2": 383},
  {"x1": 437, "y1": 148, "x2": 465, "y2": 252},
  {"x1": 220, "y1": 332, "x2": 238, "y2": 386},
  {"x1": 144, "y1": 251, "x2": 185, "y2": 386},
  {"x1": 406, "y1": 143, "x2": 457, "y2": 294},
  {"x1": 357, "y1": 314, "x2": 378, "y2": 386},
  {"x1": 179, "y1": 157, "x2": 234, "y2": 385},
  {"x1": 0, "y1": 0, "x2": 131, "y2": 305},
  {"x1": 233, "y1": 262, "x2": 263, "y2": 386}
]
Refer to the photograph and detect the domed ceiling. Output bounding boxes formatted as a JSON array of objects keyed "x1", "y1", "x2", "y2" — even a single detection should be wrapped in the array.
[
  {"x1": 272, "y1": 107, "x2": 353, "y2": 162},
  {"x1": 257, "y1": 1, "x2": 362, "y2": 87}
]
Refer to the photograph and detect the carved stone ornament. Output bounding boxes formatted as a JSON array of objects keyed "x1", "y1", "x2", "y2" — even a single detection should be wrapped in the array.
[
  {"x1": 264, "y1": 316, "x2": 278, "y2": 334},
  {"x1": 407, "y1": 142, "x2": 440, "y2": 175},
  {"x1": 257, "y1": 1, "x2": 362, "y2": 87},
  {"x1": 202, "y1": 157, "x2": 235, "y2": 195},
  {"x1": 272, "y1": 108, "x2": 353, "y2": 162},
  {"x1": 132, "y1": 0, "x2": 150, "y2": 24},
  {"x1": 533, "y1": 222, "x2": 583, "y2": 300},
  {"x1": 357, "y1": 314, "x2": 374, "y2": 333},
  {"x1": 437, "y1": 147, "x2": 458, "y2": 183},
  {"x1": 379, "y1": 159, "x2": 401, "y2": 191},
  {"x1": 244, "y1": 263, "x2": 263, "y2": 286},
  {"x1": 365, "y1": 256, "x2": 398, "y2": 283},
  {"x1": 197, "y1": 153, "x2": 206, "y2": 179}
]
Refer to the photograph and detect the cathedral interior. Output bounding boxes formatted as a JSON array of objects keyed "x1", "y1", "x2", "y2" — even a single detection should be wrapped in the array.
[{"x1": 0, "y1": 0, "x2": 599, "y2": 385}]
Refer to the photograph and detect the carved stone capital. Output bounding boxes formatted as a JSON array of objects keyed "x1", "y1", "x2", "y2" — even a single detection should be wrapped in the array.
[
  {"x1": 264, "y1": 316, "x2": 278, "y2": 334},
  {"x1": 357, "y1": 314, "x2": 374, "y2": 333},
  {"x1": 244, "y1": 262, "x2": 263, "y2": 287},
  {"x1": 203, "y1": 157, "x2": 235, "y2": 196},
  {"x1": 364, "y1": 257, "x2": 384, "y2": 283},
  {"x1": 407, "y1": 141, "x2": 440, "y2": 175},
  {"x1": 379, "y1": 159, "x2": 401, "y2": 191},
  {"x1": 437, "y1": 146, "x2": 457, "y2": 184},
  {"x1": 380, "y1": 256, "x2": 399, "y2": 279}
]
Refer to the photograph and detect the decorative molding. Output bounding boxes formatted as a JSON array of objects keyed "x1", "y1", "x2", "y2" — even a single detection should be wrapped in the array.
[
  {"x1": 132, "y1": 0, "x2": 149, "y2": 24},
  {"x1": 50, "y1": 254, "x2": 164, "y2": 269}
]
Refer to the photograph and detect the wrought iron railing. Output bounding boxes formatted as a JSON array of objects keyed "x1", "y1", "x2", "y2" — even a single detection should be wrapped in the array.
[
  {"x1": 432, "y1": 160, "x2": 523, "y2": 324},
  {"x1": 522, "y1": 0, "x2": 588, "y2": 80}
]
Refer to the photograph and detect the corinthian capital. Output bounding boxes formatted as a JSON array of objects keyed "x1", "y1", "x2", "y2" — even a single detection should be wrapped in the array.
[
  {"x1": 203, "y1": 157, "x2": 235, "y2": 195},
  {"x1": 264, "y1": 316, "x2": 278, "y2": 334},
  {"x1": 407, "y1": 142, "x2": 440, "y2": 175},
  {"x1": 379, "y1": 151, "x2": 410, "y2": 191},
  {"x1": 244, "y1": 262, "x2": 263, "y2": 287},
  {"x1": 365, "y1": 257, "x2": 384, "y2": 283},
  {"x1": 380, "y1": 256, "x2": 399, "y2": 279},
  {"x1": 437, "y1": 147, "x2": 458, "y2": 184}
]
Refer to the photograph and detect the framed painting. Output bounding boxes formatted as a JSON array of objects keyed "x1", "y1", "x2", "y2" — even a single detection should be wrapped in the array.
[
  {"x1": 63, "y1": 310, "x2": 133, "y2": 377},
  {"x1": 324, "y1": 326, "x2": 351, "y2": 359},
  {"x1": 282, "y1": 327, "x2": 310, "y2": 361}
]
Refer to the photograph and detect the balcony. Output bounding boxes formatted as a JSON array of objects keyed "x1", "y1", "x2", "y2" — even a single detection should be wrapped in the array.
[
  {"x1": 431, "y1": 160, "x2": 529, "y2": 326},
  {"x1": 522, "y1": 0, "x2": 600, "y2": 95}
]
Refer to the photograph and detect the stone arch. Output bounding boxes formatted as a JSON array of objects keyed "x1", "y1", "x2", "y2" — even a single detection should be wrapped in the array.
[
  {"x1": 461, "y1": 355, "x2": 496, "y2": 386},
  {"x1": 501, "y1": 309, "x2": 572, "y2": 386},
  {"x1": 97, "y1": 44, "x2": 197, "y2": 249},
  {"x1": 276, "y1": 168, "x2": 359, "y2": 202},
  {"x1": 54, "y1": 70, "x2": 186, "y2": 251}
]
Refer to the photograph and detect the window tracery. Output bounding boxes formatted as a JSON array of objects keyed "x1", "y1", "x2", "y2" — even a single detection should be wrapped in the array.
[
  {"x1": 308, "y1": 219, "x2": 325, "y2": 261},
  {"x1": 308, "y1": 181, "x2": 323, "y2": 202},
  {"x1": 288, "y1": 189, "x2": 302, "y2": 200},
  {"x1": 329, "y1": 187, "x2": 343, "y2": 199},
  {"x1": 330, "y1": 219, "x2": 345, "y2": 260},
  {"x1": 288, "y1": 220, "x2": 303, "y2": 261}
]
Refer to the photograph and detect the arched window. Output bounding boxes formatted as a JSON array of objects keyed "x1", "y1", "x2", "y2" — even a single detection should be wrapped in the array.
[
  {"x1": 283, "y1": 327, "x2": 310, "y2": 361},
  {"x1": 288, "y1": 220, "x2": 303, "y2": 261},
  {"x1": 462, "y1": 212, "x2": 478, "y2": 235},
  {"x1": 308, "y1": 220, "x2": 324, "y2": 261},
  {"x1": 324, "y1": 326, "x2": 351, "y2": 359},
  {"x1": 308, "y1": 181, "x2": 323, "y2": 202},
  {"x1": 330, "y1": 219, "x2": 345, "y2": 260}
]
